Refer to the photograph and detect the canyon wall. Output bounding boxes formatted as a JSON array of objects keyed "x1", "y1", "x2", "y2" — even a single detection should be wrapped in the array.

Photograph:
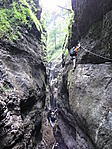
[
  {"x1": 0, "y1": 0, "x2": 47, "y2": 148},
  {"x1": 57, "y1": 0, "x2": 112, "y2": 148}
]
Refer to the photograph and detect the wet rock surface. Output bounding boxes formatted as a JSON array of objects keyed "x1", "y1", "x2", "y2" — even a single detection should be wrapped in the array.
[
  {"x1": 42, "y1": 62, "x2": 96, "y2": 149},
  {"x1": 55, "y1": 67, "x2": 96, "y2": 149},
  {"x1": 58, "y1": 1, "x2": 112, "y2": 147},
  {"x1": 68, "y1": 63, "x2": 112, "y2": 149},
  {"x1": 0, "y1": 26, "x2": 46, "y2": 148},
  {"x1": 43, "y1": 1, "x2": 112, "y2": 148},
  {"x1": 70, "y1": 0, "x2": 112, "y2": 46},
  {"x1": 46, "y1": 60, "x2": 111, "y2": 149}
]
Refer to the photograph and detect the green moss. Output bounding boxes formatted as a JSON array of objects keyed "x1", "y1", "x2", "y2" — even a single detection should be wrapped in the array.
[
  {"x1": 64, "y1": 48, "x2": 69, "y2": 57},
  {"x1": 68, "y1": 10, "x2": 74, "y2": 38},
  {"x1": 61, "y1": 10, "x2": 74, "y2": 59},
  {"x1": 48, "y1": 48, "x2": 62, "y2": 62},
  {"x1": 2, "y1": 86, "x2": 6, "y2": 92},
  {"x1": 0, "y1": 0, "x2": 42, "y2": 41},
  {"x1": 23, "y1": 0, "x2": 42, "y2": 31},
  {"x1": 49, "y1": 9, "x2": 74, "y2": 62},
  {"x1": 62, "y1": 34, "x2": 69, "y2": 58}
]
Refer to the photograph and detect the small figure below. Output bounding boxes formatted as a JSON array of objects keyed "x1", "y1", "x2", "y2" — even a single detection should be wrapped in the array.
[
  {"x1": 47, "y1": 108, "x2": 57, "y2": 128},
  {"x1": 62, "y1": 54, "x2": 65, "y2": 68},
  {"x1": 69, "y1": 43, "x2": 81, "y2": 71}
]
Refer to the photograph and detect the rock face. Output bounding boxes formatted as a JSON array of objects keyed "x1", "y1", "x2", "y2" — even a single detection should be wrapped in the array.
[
  {"x1": 0, "y1": 3, "x2": 46, "y2": 149},
  {"x1": 56, "y1": 0, "x2": 112, "y2": 149},
  {"x1": 56, "y1": 62, "x2": 112, "y2": 149},
  {"x1": 69, "y1": 0, "x2": 112, "y2": 64},
  {"x1": 68, "y1": 63, "x2": 112, "y2": 149},
  {"x1": 69, "y1": 0, "x2": 112, "y2": 49},
  {"x1": 0, "y1": 31, "x2": 46, "y2": 149}
]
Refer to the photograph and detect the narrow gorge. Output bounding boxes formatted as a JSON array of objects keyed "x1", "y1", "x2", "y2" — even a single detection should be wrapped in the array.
[{"x1": 0, "y1": 0, "x2": 112, "y2": 149}]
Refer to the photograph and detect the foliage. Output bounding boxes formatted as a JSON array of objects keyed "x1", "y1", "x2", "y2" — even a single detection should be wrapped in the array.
[
  {"x1": 68, "y1": 10, "x2": 74, "y2": 38},
  {"x1": 2, "y1": 85, "x2": 12, "y2": 92},
  {"x1": 61, "y1": 9, "x2": 74, "y2": 59},
  {"x1": 0, "y1": 0, "x2": 42, "y2": 41},
  {"x1": 41, "y1": 0, "x2": 72, "y2": 62},
  {"x1": 23, "y1": 0, "x2": 42, "y2": 31},
  {"x1": 64, "y1": 48, "x2": 69, "y2": 57},
  {"x1": 2, "y1": 86, "x2": 6, "y2": 92},
  {"x1": 48, "y1": 48, "x2": 62, "y2": 62}
]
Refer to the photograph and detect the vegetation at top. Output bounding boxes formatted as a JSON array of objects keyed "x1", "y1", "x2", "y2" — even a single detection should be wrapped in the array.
[
  {"x1": 0, "y1": 0, "x2": 42, "y2": 41},
  {"x1": 40, "y1": 0, "x2": 74, "y2": 62}
]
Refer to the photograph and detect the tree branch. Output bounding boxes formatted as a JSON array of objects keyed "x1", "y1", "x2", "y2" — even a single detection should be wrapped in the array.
[{"x1": 57, "y1": 5, "x2": 72, "y2": 12}]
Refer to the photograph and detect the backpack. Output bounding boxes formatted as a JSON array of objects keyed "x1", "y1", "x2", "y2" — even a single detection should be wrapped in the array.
[{"x1": 70, "y1": 47, "x2": 76, "y2": 56}]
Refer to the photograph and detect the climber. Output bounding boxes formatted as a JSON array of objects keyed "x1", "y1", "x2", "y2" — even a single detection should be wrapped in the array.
[
  {"x1": 62, "y1": 54, "x2": 65, "y2": 68},
  {"x1": 69, "y1": 43, "x2": 81, "y2": 71},
  {"x1": 47, "y1": 108, "x2": 57, "y2": 128},
  {"x1": 47, "y1": 93, "x2": 57, "y2": 128}
]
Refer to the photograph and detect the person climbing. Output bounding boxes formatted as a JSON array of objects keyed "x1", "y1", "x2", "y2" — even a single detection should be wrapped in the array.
[
  {"x1": 47, "y1": 108, "x2": 57, "y2": 128},
  {"x1": 62, "y1": 54, "x2": 65, "y2": 68},
  {"x1": 47, "y1": 93, "x2": 57, "y2": 128},
  {"x1": 69, "y1": 43, "x2": 81, "y2": 71}
]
